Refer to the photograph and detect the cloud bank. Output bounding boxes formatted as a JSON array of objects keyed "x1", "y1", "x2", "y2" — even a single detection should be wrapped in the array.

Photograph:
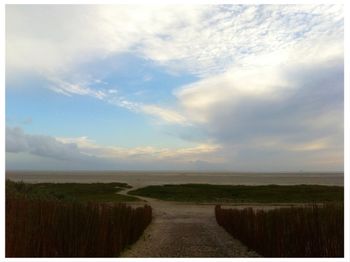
[
  {"x1": 6, "y1": 5, "x2": 344, "y2": 171},
  {"x1": 6, "y1": 127, "x2": 220, "y2": 170}
]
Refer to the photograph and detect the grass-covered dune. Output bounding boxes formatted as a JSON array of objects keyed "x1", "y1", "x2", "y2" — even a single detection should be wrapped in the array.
[
  {"x1": 6, "y1": 180, "x2": 140, "y2": 202},
  {"x1": 128, "y1": 184, "x2": 343, "y2": 203}
]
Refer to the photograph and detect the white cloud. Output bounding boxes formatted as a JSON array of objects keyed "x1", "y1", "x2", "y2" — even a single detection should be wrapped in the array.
[
  {"x1": 6, "y1": 5, "x2": 343, "y2": 78},
  {"x1": 6, "y1": 5, "x2": 209, "y2": 76},
  {"x1": 56, "y1": 135, "x2": 219, "y2": 161},
  {"x1": 6, "y1": 5, "x2": 343, "y2": 124},
  {"x1": 175, "y1": 64, "x2": 289, "y2": 123},
  {"x1": 141, "y1": 105, "x2": 188, "y2": 125},
  {"x1": 175, "y1": 37, "x2": 343, "y2": 123}
]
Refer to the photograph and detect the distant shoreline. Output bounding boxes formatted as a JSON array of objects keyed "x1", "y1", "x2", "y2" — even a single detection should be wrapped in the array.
[
  {"x1": 6, "y1": 170, "x2": 344, "y2": 174},
  {"x1": 6, "y1": 171, "x2": 344, "y2": 187}
]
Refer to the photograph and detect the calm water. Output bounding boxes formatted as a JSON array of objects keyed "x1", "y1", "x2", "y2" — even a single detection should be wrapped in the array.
[{"x1": 6, "y1": 171, "x2": 344, "y2": 187}]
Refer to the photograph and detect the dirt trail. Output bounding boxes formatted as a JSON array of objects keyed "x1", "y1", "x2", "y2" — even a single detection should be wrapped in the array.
[{"x1": 118, "y1": 187, "x2": 260, "y2": 257}]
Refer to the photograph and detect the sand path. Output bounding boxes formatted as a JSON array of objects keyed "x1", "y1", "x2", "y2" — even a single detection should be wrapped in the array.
[{"x1": 119, "y1": 187, "x2": 260, "y2": 257}]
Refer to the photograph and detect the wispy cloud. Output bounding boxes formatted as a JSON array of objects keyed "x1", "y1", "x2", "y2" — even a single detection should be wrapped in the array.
[
  {"x1": 48, "y1": 77, "x2": 190, "y2": 125},
  {"x1": 48, "y1": 77, "x2": 107, "y2": 99},
  {"x1": 140, "y1": 105, "x2": 188, "y2": 125}
]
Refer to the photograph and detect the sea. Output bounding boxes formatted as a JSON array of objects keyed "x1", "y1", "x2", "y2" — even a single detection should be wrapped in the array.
[{"x1": 6, "y1": 171, "x2": 344, "y2": 187}]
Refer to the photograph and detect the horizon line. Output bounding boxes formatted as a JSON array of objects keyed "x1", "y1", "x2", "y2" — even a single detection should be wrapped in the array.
[{"x1": 5, "y1": 169, "x2": 345, "y2": 174}]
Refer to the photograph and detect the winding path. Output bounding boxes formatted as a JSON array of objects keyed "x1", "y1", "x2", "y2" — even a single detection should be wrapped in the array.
[{"x1": 119, "y1": 187, "x2": 260, "y2": 257}]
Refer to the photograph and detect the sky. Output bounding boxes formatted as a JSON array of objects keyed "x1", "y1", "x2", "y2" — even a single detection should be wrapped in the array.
[{"x1": 5, "y1": 5, "x2": 344, "y2": 171}]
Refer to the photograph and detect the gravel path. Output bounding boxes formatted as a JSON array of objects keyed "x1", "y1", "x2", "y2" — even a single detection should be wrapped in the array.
[{"x1": 119, "y1": 188, "x2": 260, "y2": 257}]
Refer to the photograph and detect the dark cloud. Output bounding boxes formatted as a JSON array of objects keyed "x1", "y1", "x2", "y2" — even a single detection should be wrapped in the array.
[
  {"x1": 6, "y1": 127, "x2": 87, "y2": 161},
  {"x1": 172, "y1": 56, "x2": 344, "y2": 171},
  {"x1": 5, "y1": 127, "x2": 219, "y2": 171},
  {"x1": 202, "y1": 58, "x2": 343, "y2": 146},
  {"x1": 6, "y1": 127, "x2": 29, "y2": 153}
]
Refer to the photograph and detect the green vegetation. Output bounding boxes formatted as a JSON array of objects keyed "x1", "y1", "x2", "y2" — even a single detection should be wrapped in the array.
[
  {"x1": 128, "y1": 184, "x2": 343, "y2": 203},
  {"x1": 216, "y1": 204, "x2": 343, "y2": 257},
  {"x1": 6, "y1": 180, "x2": 140, "y2": 202}
]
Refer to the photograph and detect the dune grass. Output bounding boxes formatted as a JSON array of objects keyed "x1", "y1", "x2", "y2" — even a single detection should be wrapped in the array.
[
  {"x1": 215, "y1": 204, "x2": 343, "y2": 257},
  {"x1": 128, "y1": 184, "x2": 343, "y2": 203},
  {"x1": 6, "y1": 196, "x2": 152, "y2": 257},
  {"x1": 6, "y1": 180, "x2": 140, "y2": 202},
  {"x1": 6, "y1": 180, "x2": 151, "y2": 257}
]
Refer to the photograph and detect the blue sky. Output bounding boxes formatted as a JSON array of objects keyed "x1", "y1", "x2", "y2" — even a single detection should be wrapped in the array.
[{"x1": 6, "y1": 5, "x2": 344, "y2": 171}]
